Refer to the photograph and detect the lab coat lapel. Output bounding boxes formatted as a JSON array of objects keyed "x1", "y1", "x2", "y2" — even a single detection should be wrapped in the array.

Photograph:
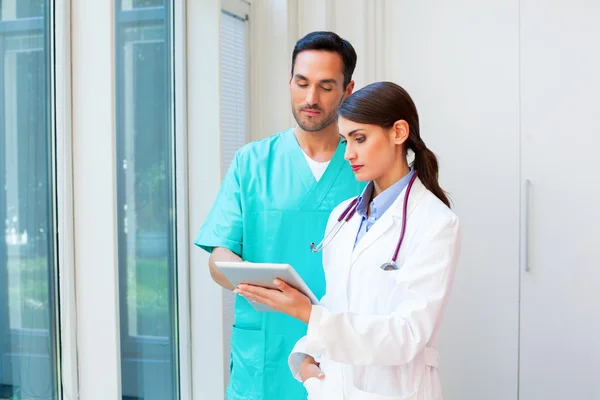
[
  {"x1": 339, "y1": 212, "x2": 362, "y2": 267},
  {"x1": 350, "y1": 178, "x2": 427, "y2": 265},
  {"x1": 350, "y1": 212, "x2": 395, "y2": 265},
  {"x1": 334, "y1": 211, "x2": 362, "y2": 309}
]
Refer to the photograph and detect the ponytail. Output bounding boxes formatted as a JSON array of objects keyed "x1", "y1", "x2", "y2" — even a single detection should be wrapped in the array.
[{"x1": 410, "y1": 138, "x2": 451, "y2": 208}]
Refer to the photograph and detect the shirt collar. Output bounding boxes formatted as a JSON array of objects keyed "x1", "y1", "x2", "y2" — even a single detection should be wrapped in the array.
[{"x1": 356, "y1": 169, "x2": 415, "y2": 220}]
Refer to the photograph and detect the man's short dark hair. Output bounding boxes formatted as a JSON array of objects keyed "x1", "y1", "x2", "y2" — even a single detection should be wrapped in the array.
[{"x1": 291, "y1": 31, "x2": 357, "y2": 89}]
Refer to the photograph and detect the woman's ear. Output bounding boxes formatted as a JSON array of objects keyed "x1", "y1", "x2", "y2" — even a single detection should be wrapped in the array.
[{"x1": 391, "y1": 120, "x2": 410, "y2": 145}]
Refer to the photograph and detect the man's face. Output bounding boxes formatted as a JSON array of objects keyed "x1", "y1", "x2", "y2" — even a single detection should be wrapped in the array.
[{"x1": 290, "y1": 50, "x2": 353, "y2": 132}]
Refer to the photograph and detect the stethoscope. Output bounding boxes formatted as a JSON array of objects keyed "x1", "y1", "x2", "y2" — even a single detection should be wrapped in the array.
[{"x1": 310, "y1": 171, "x2": 419, "y2": 271}]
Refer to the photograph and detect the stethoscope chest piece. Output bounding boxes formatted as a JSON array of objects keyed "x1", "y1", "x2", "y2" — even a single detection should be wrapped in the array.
[{"x1": 380, "y1": 262, "x2": 399, "y2": 271}]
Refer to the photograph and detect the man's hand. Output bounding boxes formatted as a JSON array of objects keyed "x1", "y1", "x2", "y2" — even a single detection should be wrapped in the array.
[{"x1": 299, "y1": 355, "x2": 325, "y2": 382}]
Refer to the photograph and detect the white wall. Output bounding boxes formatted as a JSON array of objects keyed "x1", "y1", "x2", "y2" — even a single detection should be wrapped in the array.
[
  {"x1": 295, "y1": 0, "x2": 388, "y2": 88},
  {"x1": 188, "y1": 0, "x2": 227, "y2": 398},
  {"x1": 249, "y1": 0, "x2": 298, "y2": 140}
]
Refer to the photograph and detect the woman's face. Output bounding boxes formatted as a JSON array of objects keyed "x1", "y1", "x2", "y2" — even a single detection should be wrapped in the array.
[{"x1": 338, "y1": 116, "x2": 409, "y2": 184}]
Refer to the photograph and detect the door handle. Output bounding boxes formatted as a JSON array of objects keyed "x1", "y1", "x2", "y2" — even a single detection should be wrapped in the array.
[{"x1": 521, "y1": 179, "x2": 532, "y2": 272}]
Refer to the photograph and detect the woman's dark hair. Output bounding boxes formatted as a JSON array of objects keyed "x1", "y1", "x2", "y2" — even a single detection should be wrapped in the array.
[
  {"x1": 339, "y1": 81, "x2": 451, "y2": 208},
  {"x1": 291, "y1": 31, "x2": 357, "y2": 89}
]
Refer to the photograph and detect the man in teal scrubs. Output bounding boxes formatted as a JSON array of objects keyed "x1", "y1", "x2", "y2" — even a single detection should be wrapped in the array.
[{"x1": 195, "y1": 31, "x2": 364, "y2": 400}]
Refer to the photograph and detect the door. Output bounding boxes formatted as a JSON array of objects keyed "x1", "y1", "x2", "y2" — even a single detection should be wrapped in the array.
[{"x1": 520, "y1": 2, "x2": 600, "y2": 399}]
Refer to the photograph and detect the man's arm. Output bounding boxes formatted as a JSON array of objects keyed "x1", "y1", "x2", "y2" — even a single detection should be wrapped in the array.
[
  {"x1": 195, "y1": 150, "x2": 245, "y2": 291},
  {"x1": 208, "y1": 247, "x2": 240, "y2": 291}
]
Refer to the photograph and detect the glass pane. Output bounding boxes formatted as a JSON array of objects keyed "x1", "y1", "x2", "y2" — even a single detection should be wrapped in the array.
[
  {"x1": 0, "y1": 1, "x2": 59, "y2": 400},
  {"x1": 115, "y1": 1, "x2": 179, "y2": 399},
  {"x1": 0, "y1": 0, "x2": 45, "y2": 20},
  {"x1": 132, "y1": 0, "x2": 164, "y2": 8},
  {"x1": 120, "y1": 0, "x2": 165, "y2": 11},
  {"x1": 17, "y1": 0, "x2": 45, "y2": 19}
]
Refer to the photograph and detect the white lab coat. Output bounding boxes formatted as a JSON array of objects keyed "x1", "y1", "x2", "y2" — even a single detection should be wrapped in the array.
[{"x1": 288, "y1": 178, "x2": 461, "y2": 400}]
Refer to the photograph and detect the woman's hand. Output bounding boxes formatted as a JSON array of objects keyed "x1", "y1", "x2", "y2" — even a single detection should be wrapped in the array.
[
  {"x1": 299, "y1": 355, "x2": 325, "y2": 382},
  {"x1": 235, "y1": 279, "x2": 313, "y2": 323}
]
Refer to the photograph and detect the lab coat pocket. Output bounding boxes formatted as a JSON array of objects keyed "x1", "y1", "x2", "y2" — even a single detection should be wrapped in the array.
[
  {"x1": 369, "y1": 268, "x2": 402, "y2": 307},
  {"x1": 303, "y1": 377, "x2": 324, "y2": 400},
  {"x1": 228, "y1": 325, "x2": 265, "y2": 400}
]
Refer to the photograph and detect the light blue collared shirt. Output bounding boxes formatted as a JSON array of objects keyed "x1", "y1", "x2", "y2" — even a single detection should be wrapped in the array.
[{"x1": 354, "y1": 169, "x2": 415, "y2": 248}]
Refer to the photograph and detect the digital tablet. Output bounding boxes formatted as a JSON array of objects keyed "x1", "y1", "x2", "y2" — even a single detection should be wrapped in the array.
[{"x1": 215, "y1": 261, "x2": 320, "y2": 312}]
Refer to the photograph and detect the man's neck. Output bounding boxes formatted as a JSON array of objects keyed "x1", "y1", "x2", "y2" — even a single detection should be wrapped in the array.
[{"x1": 294, "y1": 125, "x2": 340, "y2": 162}]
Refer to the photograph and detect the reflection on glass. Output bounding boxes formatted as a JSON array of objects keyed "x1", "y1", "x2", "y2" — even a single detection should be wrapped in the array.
[
  {"x1": 0, "y1": 1, "x2": 59, "y2": 399},
  {"x1": 121, "y1": 0, "x2": 165, "y2": 11},
  {"x1": 116, "y1": 1, "x2": 178, "y2": 399}
]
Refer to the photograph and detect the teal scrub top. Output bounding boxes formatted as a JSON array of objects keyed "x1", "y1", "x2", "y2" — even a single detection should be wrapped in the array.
[{"x1": 195, "y1": 128, "x2": 365, "y2": 400}]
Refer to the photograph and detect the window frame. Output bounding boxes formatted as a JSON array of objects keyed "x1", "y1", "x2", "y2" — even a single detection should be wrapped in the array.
[
  {"x1": 55, "y1": 0, "x2": 79, "y2": 397},
  {"x1": 69, "y1": 0, "x2": 194, "y2": 398}
]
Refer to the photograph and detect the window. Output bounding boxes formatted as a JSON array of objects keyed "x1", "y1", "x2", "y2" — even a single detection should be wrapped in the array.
[
  {"x1": 220, "y1": 7, "x2": 249, "y2": 178},
  {"x1": 220, "y1": 0, "x2": 250, "y2": 385},
  {"x1": 0, "y1": 0, "x2": 60, "y2": 399},
  {"x1": 115, "y1": 1, "x2": 178, "y2": 399}
]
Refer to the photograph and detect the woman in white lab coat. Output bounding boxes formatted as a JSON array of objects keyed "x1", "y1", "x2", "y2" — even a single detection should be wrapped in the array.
[{"x1": 235, "y1": 81, "x2": 461, "y2": 400}]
